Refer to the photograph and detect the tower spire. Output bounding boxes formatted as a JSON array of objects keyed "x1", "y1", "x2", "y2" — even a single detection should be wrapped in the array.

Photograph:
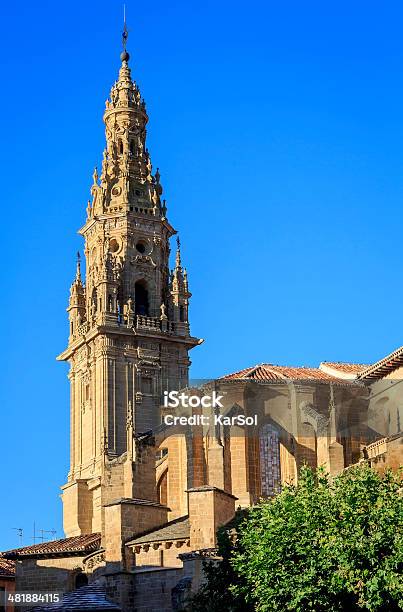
[
  {"x1": 58, "y1": 31, "x2": 201, "y2": 538},
  {"x1": 75, "y1": 251, "x2": 82, "y2": 283},
  {"x1": 121, "y1": 5, "x2": 129, "y2": 62},
  {"x1": 175, "y1": 236, "x2": 182, "y2": 269}
]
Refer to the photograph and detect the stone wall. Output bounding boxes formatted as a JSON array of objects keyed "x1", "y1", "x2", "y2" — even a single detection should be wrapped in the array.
[
  {"x1": 103, "y1": 499, "x2": 168, "y2": 568},
  {"x1": 15, "y1": 556, "x2": 87, "y2": 594},
  {"x1": 134, "y1": 540, "x2": 189, "y2": 568}
]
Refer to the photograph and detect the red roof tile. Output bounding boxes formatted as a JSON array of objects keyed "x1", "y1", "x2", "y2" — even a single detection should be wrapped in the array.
[
  {"x1": 221, "y1": 363, "x2": 342, "y2": 382},
  {"x1": 2, "y1": 533, "x2": 101, "y2": 559},
  {"x1": 0, "y1": 558, "x2": 15, "y2": 577},
  {"x1": 320, "y1": 362, "x2": 369, "y2": 374}
]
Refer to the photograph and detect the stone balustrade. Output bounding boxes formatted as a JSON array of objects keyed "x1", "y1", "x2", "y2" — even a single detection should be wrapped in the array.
[
  {"x1": 136, "y1": 315, "x2": 161, "y2": 330},
  {"x1": 70, "y1": 315, "x2": 187, "y2": 341},
  {"x1": 364, "y1": 437, "x2": 388, "y2": 459}
]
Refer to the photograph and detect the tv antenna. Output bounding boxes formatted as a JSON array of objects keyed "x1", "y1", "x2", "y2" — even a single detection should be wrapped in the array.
[
  {"x1": 31, "y1": 523, "x2": 57, "y2": 543},
  {"x1": 12, "y1": 528, "x2": 23, "y2": 546}
]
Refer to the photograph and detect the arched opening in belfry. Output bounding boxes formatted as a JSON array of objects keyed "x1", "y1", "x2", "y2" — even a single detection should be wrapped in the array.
[
  {"x1": 179, "y1": 305, "x2": 185, "y2": 322},
  {"x1": 130, "y1": 139, "x2": 135, "y2": 155},
  {"x1": 259, "y1": 422, "x2": 281, "y2": 497},
  {"x1": 119, "y1": 140, "x2": 123, "y2": 155},
  {"x1": 75, "y1": 572, "x2": 88, "y2": 588},
  {"x1": 135, "y1": 280, "x2": 149, "y2": 316}
]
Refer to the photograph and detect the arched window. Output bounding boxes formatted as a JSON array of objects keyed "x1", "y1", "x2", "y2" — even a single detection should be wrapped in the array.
[
  {"x1": 75, "y1": 572, "x2": 88, "y2": 588},
  {"x1": 259, "y1": 422, "x2": 281, "y2": 497},
  {"x1": 119, "y1": 140, "x2": 123, "y2": 155},
  {"x1": 135, "y1": 280, "x2": 149, "y2": 316},
  {"x1": 130, "y1": 140, "x2": 135, "y2": 155},
  {"x1": 179, "y1": 305, "x2": 185, "y2": 322},
  {"x1": 157, "y1": 469, "x2": 168, "y2": 506}
]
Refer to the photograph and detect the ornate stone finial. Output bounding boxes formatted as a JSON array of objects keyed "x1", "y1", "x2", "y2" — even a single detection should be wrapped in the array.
[
  {"x1": 125, "y1": 296, "x2": 134, "y2": 327},
  {"x1": 160, "y1": 303, "x2": 167, "y2": 320},
  {"x1": 76, "y1": 252, "x2": 82, "y2": 282},
  {"x1": 92, "y1": 167, "x2": 99, "y2": 185},
  {"x1": 155, "y1": 167, "x2": 163, "y2": 197},
  {"x1": 101, "y1": 149, "x2": 108, "y2": 179},
  {"x1": 176, "y1": 236, "x2": 181, "y2": 268}
]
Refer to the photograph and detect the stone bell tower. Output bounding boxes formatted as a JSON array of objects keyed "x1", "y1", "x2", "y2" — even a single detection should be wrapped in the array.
[{"x1": 57, "y1": 40, "x2": 201, "y2": 538}]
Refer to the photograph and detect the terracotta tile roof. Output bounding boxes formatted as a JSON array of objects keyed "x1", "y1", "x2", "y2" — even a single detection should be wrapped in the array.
[
  {"x1": 127, "y1": 515, "x2": 190, "y2": 546},
  {"x1": 221, "y1": 363, "x2": 351, "y2": 383},
  {"x1": 0, "y1": 558, "x2": 15, "y2": 577},
  {"x1": 28, "y1": 584, "x2": 120, "y2": 611},
  {"x1": 320, "y1": 362, "x2": 369, "y2": 374},
  {"x1": 2, "y1": 533, "x2": 101, "y2": 559},
  {"x1": 357, "y1": 345, "x2": 403, "y2": 381}
]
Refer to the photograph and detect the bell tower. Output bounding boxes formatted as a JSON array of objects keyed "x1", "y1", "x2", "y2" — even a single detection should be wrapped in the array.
[{"x1": 58, "y1": 37, "x2": 201, "y2": 537}]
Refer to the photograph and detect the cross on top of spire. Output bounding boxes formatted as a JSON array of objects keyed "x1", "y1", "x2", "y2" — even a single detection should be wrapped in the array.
[{"x1": 121, "y1": 4, "x2": 130, "y2": 62}]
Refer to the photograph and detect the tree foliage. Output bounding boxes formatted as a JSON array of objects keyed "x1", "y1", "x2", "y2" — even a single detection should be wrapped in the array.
[
  {"x1": 185, "y1": 510, "x2": 253, "y2": 611},
  {"x1": 187, "y1": 465, "x2": 403, "y2": 611}
]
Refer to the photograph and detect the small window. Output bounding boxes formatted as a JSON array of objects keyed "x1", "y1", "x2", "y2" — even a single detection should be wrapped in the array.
[{"x1": 119, "y1": 140, "x2": 123, "y2": 154}]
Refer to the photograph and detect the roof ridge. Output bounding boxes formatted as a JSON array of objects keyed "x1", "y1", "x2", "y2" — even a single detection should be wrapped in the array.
[
  {"x1": 321, "y1": 360, "x2": 369, "y2": 366},
  {"x1": 358, "y1": 345, "x2": 403, "y2": 380},
  {"x1": 2, "y1": 532, "x2": 101, "y2": 559}
]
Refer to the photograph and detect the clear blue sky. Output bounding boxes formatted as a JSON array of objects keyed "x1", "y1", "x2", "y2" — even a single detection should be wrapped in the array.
[{"x1": 1, "y1": 0, "x2": 403, "y2": 549}]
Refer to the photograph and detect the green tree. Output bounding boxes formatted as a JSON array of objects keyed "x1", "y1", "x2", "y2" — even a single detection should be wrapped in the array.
[{"x1": 188, "y1": 465, "x2": 403, "y2": 611}]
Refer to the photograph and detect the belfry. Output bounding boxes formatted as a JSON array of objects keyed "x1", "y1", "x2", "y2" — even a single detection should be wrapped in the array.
[{"x1": 57, "y1": 39, "x2": 201, "y2": 537}]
